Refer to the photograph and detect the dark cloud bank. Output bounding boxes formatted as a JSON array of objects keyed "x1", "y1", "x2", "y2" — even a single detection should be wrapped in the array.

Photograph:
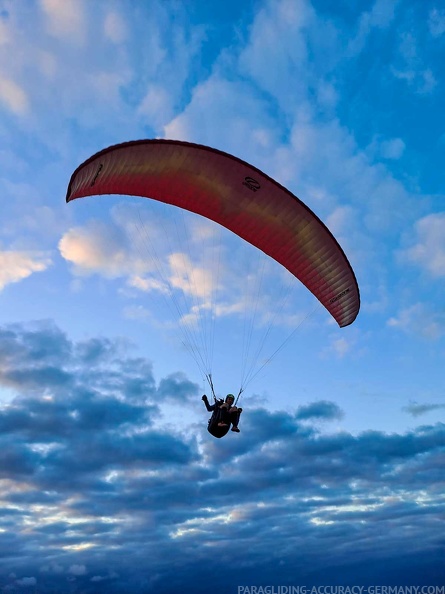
[{"x1": 0, "y1": 321, "x2": 443, "y2": 593}]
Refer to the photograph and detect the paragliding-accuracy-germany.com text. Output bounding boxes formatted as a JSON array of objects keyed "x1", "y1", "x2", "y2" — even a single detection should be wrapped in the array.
[{"x1": 236, "y1": 587, "x2": 444, "y2": 594}]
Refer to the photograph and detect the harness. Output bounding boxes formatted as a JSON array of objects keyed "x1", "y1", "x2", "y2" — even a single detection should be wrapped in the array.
[{"x1": 204, "y1": 373, "x2": 243, "y2": 438}]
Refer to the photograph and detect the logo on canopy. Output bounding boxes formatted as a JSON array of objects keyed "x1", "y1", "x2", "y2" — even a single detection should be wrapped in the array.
[
  {"x1": 90, "y1": 163, "x2": 103, "y2": 187},
  {"x1": 243, "y1": 176, "x2": 261, "y2": 192}
]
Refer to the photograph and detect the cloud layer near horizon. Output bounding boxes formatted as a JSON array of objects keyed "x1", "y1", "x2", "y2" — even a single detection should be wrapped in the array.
[{"x1": 0, "y1": 321, "x2": 444, "y2": 592}]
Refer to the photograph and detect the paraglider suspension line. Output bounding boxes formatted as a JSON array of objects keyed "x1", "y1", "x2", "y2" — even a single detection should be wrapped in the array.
[{"x1": 205, "y1": 373, "x2": 217, "y2": 401}]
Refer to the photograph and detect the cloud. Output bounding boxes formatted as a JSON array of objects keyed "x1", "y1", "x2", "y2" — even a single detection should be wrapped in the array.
[
  {"x1": 39, "y1": 562, "x2": 64, "y2": 574},
  {"x1": 387, "y1": 303, "x2": 445, "y2": 339},
  {"x1": 59, "y1": 207, "x2": 308, "y2": 349},
  {"x1": 0, "y1": 0, "x2": 205, "y2": 141},
  {"x1": 0, "y1": 16, "x2": 11, "y2": 45},
  {"x1": 60, "y1": 206, "x2": 187, "y2": 283},
  {"x1": 296, "y1": 400, "x2": 344, "y2": 421},
  {"x1": 322, "y1": 333, "x2": 358, "y2": 359},
  {"x1": 363, "y1": 134, "x2": 406, "y2": 163},
  {"x1": 59, "y1": 220, "x2": 143, "y2": 279},
  {"x1": 0, "y1": 322, "x2": 444, "y2": 591},
  {"x1": 403, "y1": 401, "x2": 445, "y2": 417},
  {"x1": 91, "y1": 571, "x2": 118, "y2": 582},
  {"x1": 391, "y1": 29, "x2": 437, "y2": 95},
  {"x1": 428, "y1": 8, "x2": 445, "y2": 37},
  {"x1": 68, "y1": 564, "x2": 87, "y2": 576},
  {"x1": 138, "y1": 84, "x2": 175, "y2": 129},
  {"x1": 325, "y1": 205, "x2": 356, "y2": 238},
  {"x1": 103, "y1": 10, "x2": 127, "y2": 44},
  {"x1": 59, "y1": 213, "x2": 222, "y2": 339},
  {"x1": 59, "y1": 208, "x2": 219, "y2": 301},
  {"x1": 392, "y1": 66, "x2": 436, "y2": 95},
  {"x1": 237, "y1": 0, "x2": 317, "y2": 112},
  {"x1": 15, "y1": 576, "x2": 37, "y2": 586},
  {"x1": 347, "y1": 0, "x2": 398, "y2": 55},
  {"x1": 380, "y1": 137, "x2": 406, "y2": 160},
  {"x1": 164, "y1": 74, "x2": 280, "y2": 157},
  {"x1": 168, "y1": 252, "x2": 215, "y2": 301},
  {"x1": 157, "y1": 372, "x2": 200, "y2": 403},
  {"x1": 0, "y1": 249, "x2": 51, "y2": 291},
  {"x1": 402, "y1": 213, "x2": 445, "y2": 277},
  {"x1": 0, "y1": 76, "x2": 28, "y2": 115},
  {"x1": 40, "y1": 0, "x2": 86, "y2": 40}
]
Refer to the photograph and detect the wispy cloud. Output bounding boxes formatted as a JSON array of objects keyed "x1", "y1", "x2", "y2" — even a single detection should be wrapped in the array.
[
  {"x1": 0, "y1": 249, "x2": 51, "y2": 291},
  {"x1": 388, "y1": 302, "x2": 445, "y2": 339},
  {"x1": 391, "y1": 22, "x2": 438, "y2": 94},
  {"x1": 403, "y1": 401, "x2": 445, "y2": 417},
  {"x1": 428, "y1": 8, "x2": 445, "y2": 37},
  {"x1": 0, "y1": 76, "x2": 29, "y2": 115},
  {"x1": 402, "y1": 213, "x2": 445, "y2": 278},
  {"x1": 347, "y1": 0, "x2": 398, "y2": 55},
  {"x1": 40, "y1": 0, "x2": 86, "y2": 39}
]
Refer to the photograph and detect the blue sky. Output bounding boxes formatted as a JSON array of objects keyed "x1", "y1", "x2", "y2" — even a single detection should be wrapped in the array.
[{"x1": 0, "y1": 0, "x2": 444, "y2": 592}]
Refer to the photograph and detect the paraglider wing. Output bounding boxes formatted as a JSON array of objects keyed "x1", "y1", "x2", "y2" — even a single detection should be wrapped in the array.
[{"x1": 66, "y1": 140, "x2": 360, "y2": 327}]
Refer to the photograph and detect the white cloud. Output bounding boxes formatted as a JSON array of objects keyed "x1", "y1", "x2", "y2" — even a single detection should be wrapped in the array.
[
  {"x1": 37, "y1": 49, "x2": 58, "y2": 79},
  {"x1": 188, "y1": 217, "x2": 220, "y2": 242},
  {"x1": 0, "y1": 18, "x2": 11, "y2": 45},
  {"x1": 392, "y1": 67, "x2": 436, "y2": 95},
  {"x1": 316, "y1": 80, "x2": 338, "y2": 110},
  {"x1": 392, "y1": 31, "x2": 437, "y2": 94},
  {"x1": 40, "y1": 0, "x2": 85, "y2": 39},
  {"x1": 164, "y1": 75, "x2": 279, "y2": 157},
  {"x1": 331, "y1": 337, "x2": 351, "y2": 358},
  {"x1": 59, "y1": 211, "x2": 307, "y2": 336},
  {"x1": 0, "y1": 250, "x2": 51, "y2": 291},
  {"x1": 58, "y1": 221, "x2": 150, "y2": 278},
  {"x1": 403, "y1": 214, "x2": 445, "y2": 277},
  {"x1": 283, "y1": 110, "x2": 413, "y2": 237},
  {"x1": 238, "y1": 0, "x2": 315, "y2": 111},
  {"x1": 348, "y1": 0, "x2": 398, "y2": 55},
  {"x1": 122, "y1": 305, "x2": 153, "y2": 321},
  {"x1": 16, "y1": 577, "x2": 37, "y2": 586},
  {"x1": 128, "y1": 276, "x2": 168, "y2": 295},
  {"x1": 68, "y1": 564, "x2": 87, "y2": 576},
  {"x1": 428, "y1": 8, "x2": 445, "y2": 37},
  {"x1": 380, "y1": 138, "x2": 405, "y2": 160},
  {"x1": 168, "y1": 252, "x2": 215, "y2": 300},
  {"x1": 398, "y1": 31, "x2": 417, "y2": 62},
  {"x1": 388, "y1": 303, "x2": 445, "y2": 340},
  {"x1": 325, "y1": 206, "x2": 356, "y2": 238},
  {"x1": 0, "y1": 0, "x2": 199, "y2": 137},
  {"x1": 59, "y1": 212, "x2": 223, "y2": 304},
  {"x1": 104, "y1": 11, "x2": 127, "y2": 43},
  {"x1": 0, "y1": 76, "x2": 28, "y2": 115},
  {"x1": 90, "y1": 70, "x2": 129, "y2": 103},
  {"x1": 138, "y1": 85, "x2": 174, "y2": 129}
]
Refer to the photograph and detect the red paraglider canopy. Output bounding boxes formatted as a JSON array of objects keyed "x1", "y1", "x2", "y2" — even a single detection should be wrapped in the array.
[{"x1": 66, "y1": 139, "x2": 359, "y2": 327}]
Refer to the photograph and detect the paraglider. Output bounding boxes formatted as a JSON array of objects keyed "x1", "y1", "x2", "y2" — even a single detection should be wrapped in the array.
[
  {"x1": 66, "y1": 139, "x2": 360, "y2": 438},
  {"x1": 202, "y1": 393, "x2": 242, "y2": 438}
]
